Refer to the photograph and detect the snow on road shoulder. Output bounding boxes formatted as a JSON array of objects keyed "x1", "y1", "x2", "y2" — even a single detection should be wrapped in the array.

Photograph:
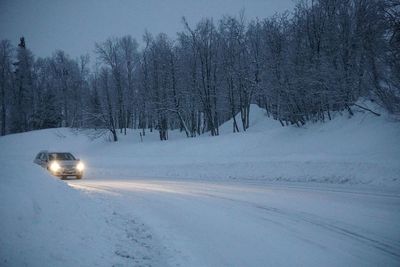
[{"x1": 0, "y1": 160, "x2": 162, "y2": 266}]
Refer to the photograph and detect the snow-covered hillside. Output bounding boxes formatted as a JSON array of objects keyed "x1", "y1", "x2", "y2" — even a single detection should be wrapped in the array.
[
  {"x1": 1, "y1": 103, "x2": 399, "y2": 266},
  {"x1": 4, "y1": 103, "x2": 398, "y2": 186},
  {"x1": 93, "y1": 102, "x2": 398, "y2": 187}
]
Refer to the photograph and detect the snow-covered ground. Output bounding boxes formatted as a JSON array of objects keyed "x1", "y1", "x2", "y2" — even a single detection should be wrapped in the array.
[
  {"x1": 82, "y1": 103, "x2": 399, "y2": 187},
  {"x1": 69, "y1": 178, "x2": 400, "y2": 266},
  {"x1": 1, "y1": 104, "x2": 399, "y2": 266}
]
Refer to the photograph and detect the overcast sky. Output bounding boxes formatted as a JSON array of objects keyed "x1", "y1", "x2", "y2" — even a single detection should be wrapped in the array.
[{"x1": 0, "y1": 0, "x2": 295, "y2": 60}]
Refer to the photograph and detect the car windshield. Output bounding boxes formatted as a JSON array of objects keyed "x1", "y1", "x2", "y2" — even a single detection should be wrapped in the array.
[{"x1": 48, "y1": 153, "x2": 76, "y2": 161}]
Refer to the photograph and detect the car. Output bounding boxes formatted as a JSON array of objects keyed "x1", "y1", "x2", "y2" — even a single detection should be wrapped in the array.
[{"x1": 34, "y1": 151, "x2": 85, "y2": 179}]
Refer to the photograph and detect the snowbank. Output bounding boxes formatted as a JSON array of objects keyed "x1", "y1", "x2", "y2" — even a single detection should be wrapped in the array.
[
  {"x1": 83, "y1": 102, "x2": 399, "y2": 188},
  {"x1": 2, "y1": 102, "x2": 399, "y2": 187},
  {"x1": 0, "y1": 136, "x2": 161, "y2": 266}
]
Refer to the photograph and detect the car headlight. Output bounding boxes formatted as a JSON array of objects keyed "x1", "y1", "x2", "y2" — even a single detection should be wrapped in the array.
[
  {"x1": 50, "y1": 161, "x2": 61, "y2": 172},
  {"x1": 76, "y1": 162, "x2": 85, "y2": 171}
]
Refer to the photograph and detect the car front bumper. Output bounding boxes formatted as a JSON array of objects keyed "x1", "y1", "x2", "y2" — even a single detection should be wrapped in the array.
[{"x1": 51, "y1": 167, "x2": 83, "y2": 177}]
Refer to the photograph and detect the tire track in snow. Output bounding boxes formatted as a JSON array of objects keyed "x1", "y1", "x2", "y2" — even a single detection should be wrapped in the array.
[
  {"x1": 197, "y1": 192, "x2": 400, "y2": 260},
  {"x1": 69, "y1": 179, "x2": 400, "y2": 264}
]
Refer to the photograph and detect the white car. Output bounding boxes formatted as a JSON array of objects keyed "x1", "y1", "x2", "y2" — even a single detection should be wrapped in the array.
[{"x1": 34, "y1": 151, "x2": 84, "y2": 179}]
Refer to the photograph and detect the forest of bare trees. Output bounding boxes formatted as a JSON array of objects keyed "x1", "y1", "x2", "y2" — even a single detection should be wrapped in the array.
[{"x1": 0, "y1": 0, "x2": 399, "y2": 140}]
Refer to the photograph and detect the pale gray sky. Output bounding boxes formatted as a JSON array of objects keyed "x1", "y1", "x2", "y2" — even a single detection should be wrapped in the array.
[{"x1": 0, "y1": 0, "x2": 295, "y2": 59}]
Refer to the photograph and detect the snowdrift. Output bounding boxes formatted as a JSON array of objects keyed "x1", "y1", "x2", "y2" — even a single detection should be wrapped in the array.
[
  {"x1": 0, "y1": 133, "x2": 159, "y2": 266},
  {"x1": 83, "y1": 103, "x2": 399, "y2": 187},
  {"x1": 0, "y1": 161, "x2": 116, "y2": 266}
]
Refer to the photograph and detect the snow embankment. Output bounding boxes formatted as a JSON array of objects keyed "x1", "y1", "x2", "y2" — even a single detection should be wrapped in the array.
[
  {"x1": 1, "y1": 102, "x2": 399, "y2": 188},
  {"x1": 0, "y1": 133, "x2": 161, "y2": 266},
  {"x1": 82, "y1": 102, "x2": 399, "y2": 188}
]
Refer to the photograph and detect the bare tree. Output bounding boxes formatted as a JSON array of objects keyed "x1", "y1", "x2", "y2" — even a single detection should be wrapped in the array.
[
  {"x1": 95, "y1": 38, "x2": 126, "y2": 133},
  {"x1": 183, "y1": 17, "x2": 220, "y2": 136}
]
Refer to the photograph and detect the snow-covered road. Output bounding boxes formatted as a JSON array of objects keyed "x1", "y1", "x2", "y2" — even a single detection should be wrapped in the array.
[{"x1": 68, "y1": 178, "x2": 400, "y2": 267}]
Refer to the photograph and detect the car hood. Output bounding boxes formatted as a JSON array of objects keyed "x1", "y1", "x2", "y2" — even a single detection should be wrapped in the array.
[{"x1": 56, "y1": 160, "x2": 80, "y2": 167}]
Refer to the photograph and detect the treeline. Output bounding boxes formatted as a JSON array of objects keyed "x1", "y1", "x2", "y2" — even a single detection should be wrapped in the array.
[{"x1": 0, "y1": 0, "x2": 399, "y2": 140}]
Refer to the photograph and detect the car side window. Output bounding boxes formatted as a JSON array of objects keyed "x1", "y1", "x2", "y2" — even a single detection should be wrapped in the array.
[{"x1": 40, "y1": 153, "x2": 47, "y2": 161}]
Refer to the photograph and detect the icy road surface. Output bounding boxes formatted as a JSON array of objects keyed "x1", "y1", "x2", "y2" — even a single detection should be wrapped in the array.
[{"x1": 68, "y1": 178, "x2": 400, "y2": 267}]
